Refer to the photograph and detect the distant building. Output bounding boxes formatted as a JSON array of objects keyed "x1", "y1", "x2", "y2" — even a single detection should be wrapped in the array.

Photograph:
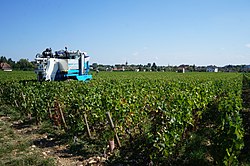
[
  {"x1": 0, "y1": 62, "x2": 12, "y2": 71},
  {"x1": 206, "y1": 65, "x2": 218, "y2": 72},
  {"x1": 177, "y1": 65, "x2": 189, "y2": 73},
  {"x1": 241, "y1": 65, "x2": 250, "y2": 72},
  {"x1": 113, "y1": 65, "x2": 125, "y2": 71}
]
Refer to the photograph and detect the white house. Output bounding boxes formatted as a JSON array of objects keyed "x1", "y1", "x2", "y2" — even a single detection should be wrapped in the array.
[{"x1": 206, "y1": 65, "x2": 218, "y2": 72}]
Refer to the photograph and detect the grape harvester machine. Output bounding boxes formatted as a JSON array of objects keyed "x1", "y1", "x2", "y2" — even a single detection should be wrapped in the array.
[{"x1": 35, "y1": 47, "x2": 92, "y2": 81}]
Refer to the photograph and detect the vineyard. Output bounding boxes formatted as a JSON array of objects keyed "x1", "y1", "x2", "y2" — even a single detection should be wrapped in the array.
[{"x1": 0, "y1": 71, "x2": 249, "y2": 165}]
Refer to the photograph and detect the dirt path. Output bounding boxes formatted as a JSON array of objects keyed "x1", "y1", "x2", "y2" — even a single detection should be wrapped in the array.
[{"x1": 0, "y1": 116, "x2": 106, "y2": 166}]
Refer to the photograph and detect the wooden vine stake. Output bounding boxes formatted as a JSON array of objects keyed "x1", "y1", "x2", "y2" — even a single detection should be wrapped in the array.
[
  {"x1": 14, "y1": 100, "x2": 19, "y2": 107},
  {"x1": 58, "y1": 102, "x2": 68, "y2": 129},
  {"x1": 48, "y1": 103, "x2": 52, "y2": 119},
  {"x1": 106, "y1": 111, "x2": 121, "y2": 148},
  {"x1": 83, "y1": 113, "x2": 92, "y2": 138}
]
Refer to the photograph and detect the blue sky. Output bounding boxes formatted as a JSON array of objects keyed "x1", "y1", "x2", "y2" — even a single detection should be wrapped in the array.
[{"x1": 1, "y1": 0, "x2": 250, "y2": 66}]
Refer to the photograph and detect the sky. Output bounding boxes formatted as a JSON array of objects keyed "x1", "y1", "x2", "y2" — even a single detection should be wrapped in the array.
[{"x1": 0, "y1": 0, "x2": 250, "y2": 66}]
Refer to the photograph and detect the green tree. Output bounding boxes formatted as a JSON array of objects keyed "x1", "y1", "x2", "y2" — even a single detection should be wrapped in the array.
[
  {"x1": 7, "y1": 58, "x2": 15, "y2": 68},
  {"x1": 92, "y1": 63, "x2": 98, "y2": 70},
  {"x1": 151, "y1": 62, "x2": 157, "y2": 71},
  {"x1": 0, "y1": 56, "x2": 7, "y2": 63},
  {"x1": 147, "y1": 63, "x2": 151, "y2": 68},
  {"x1": 16, "y1": 59, "x2": 34, "y2": 71}
]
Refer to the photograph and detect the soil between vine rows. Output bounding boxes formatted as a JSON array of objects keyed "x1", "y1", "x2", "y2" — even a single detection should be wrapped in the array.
[{"x1": 0, "y1": 113, "x2": 107, "y2": 166}]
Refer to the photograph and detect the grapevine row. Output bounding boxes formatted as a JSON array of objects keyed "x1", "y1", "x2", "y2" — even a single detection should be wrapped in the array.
[{"x1": 0, "y1": 73, "x2": 244, "y2": 165}]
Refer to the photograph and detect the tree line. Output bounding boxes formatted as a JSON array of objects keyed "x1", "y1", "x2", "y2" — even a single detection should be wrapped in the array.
[
  {"x1": 1, "y1": 55, "x2": 248, "y2": 72},
  {"x1": 0, "y1": 56, "x2": 34, "y2": 71},
  {"x1": 91, "y1": 62, "x2": 249, "y2": 72}
]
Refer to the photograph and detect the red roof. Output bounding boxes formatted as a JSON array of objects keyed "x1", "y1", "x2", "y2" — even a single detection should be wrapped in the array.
[{"x1": 0, "y1": 62, "x2": 12, "y2": 70}]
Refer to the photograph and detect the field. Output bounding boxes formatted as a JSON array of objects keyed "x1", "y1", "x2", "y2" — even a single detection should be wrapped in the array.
[{"x1": 0, "y1": 71, "x2": 249, "y2": 165}]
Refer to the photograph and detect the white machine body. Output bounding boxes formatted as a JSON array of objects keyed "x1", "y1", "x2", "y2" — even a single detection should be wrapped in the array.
[{"x1": 35, "y1": 48, "x2": 92, "y2": 81}]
